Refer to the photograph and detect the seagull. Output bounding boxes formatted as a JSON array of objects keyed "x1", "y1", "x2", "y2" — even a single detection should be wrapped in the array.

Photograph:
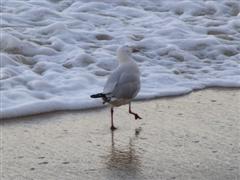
[{"x1": 90, "y1": 45, "x2": 142, "y2": 130}]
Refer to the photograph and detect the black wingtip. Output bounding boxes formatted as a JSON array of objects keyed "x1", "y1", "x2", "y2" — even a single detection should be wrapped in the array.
[
  {"x1": 90, "y1": 94, "x2": 97, "y2": 98},
  {"x1": 90, "y1": 93, "x2": 105, "y2": 98}
]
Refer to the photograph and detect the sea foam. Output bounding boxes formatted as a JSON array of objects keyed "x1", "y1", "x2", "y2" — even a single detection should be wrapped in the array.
[{"x1": 1, "y1": 0, "x2": 240, "y2": 118}]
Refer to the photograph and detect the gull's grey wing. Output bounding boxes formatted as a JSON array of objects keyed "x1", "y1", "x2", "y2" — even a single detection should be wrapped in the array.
[
  {"x1": 103, "y1": 67, "x2": 122, "y2": 94},
  {"x1": 103, "y1": 63, "x2": 140, "y2": 98},
  {"x1": 112, "y1": 72, "x2": 140, "y2": 99}
]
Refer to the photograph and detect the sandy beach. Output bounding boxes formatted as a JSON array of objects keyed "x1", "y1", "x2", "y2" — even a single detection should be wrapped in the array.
[{"x1": 1, "y1": 89, "x2": 239, "y2": 180}]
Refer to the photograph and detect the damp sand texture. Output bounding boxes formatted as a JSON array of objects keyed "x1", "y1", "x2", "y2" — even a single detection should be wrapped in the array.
[{"x1": 1, "y1": 89, "x2": 240, "y2": 180}]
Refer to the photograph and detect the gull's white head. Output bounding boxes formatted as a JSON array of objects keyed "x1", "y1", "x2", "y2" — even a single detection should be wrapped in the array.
[
  {"x1": 117, "y1": 45, "x2": 133, "y2": 63},
  {"x1": 117, "y1": 45, "x2": 132, "y2": 56}
]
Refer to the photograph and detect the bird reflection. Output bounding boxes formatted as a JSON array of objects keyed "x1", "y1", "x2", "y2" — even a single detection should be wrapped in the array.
[{"x1": 105, "y1": 128, "x2": 143, "y2": 178}]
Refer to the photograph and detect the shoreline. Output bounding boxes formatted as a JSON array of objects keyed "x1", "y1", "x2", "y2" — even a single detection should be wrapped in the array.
[
  {"x1": 1, "y1": 87, "x2": 239, "y2": 121},
  {"x1": 1, "y1": 88, "x2": 240, "y2": 180}
]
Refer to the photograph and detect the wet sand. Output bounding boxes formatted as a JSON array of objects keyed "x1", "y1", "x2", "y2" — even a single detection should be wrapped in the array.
[{"x1": 1, "y1": 89, "x2": 240, "y2": 180}]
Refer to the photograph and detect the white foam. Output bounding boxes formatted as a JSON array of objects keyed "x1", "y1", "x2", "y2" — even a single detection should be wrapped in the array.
[{"x1": 1, "y1": 0, "x2": 240, "y2": 119}]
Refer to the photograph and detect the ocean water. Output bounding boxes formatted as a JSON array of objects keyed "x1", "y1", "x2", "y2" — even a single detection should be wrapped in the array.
[{"x1": 1, "y1": 0, "x2": 240, "y2": 118}]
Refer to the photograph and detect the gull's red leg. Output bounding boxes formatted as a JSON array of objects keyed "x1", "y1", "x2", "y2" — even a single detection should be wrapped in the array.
[
  {"x1": 129, "y1": 102, "x2": 142, "y2": 120},
  {"x1": 111, "y1": 107, "x2": 117, "y2": 130}
]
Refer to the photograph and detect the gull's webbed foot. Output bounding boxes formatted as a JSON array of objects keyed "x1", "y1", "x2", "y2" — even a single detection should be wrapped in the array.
[
  {"x1": 134, "y1": 114, "x2": 142, "y2": 120},
  {"x1": 110, "y1": 126, "x2": 117, "y2": 131}
]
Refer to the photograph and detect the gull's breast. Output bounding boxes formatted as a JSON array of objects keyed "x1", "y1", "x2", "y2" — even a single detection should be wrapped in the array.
[{"x1": 109, "y1": 98, "x2": 131, "y2": 107}]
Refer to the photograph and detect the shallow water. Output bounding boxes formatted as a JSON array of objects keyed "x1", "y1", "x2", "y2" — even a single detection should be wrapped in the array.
[{"x1": 1, "y1": 0, "x2": 240, "y2": 118}]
